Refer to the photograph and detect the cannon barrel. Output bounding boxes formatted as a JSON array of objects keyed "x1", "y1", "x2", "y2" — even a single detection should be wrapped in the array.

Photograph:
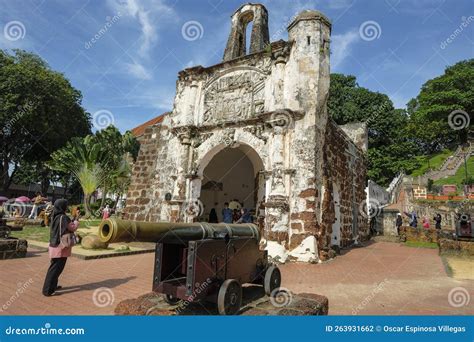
[{"x1": 98, "y1": 218, "x2": 260, "y2": 244}]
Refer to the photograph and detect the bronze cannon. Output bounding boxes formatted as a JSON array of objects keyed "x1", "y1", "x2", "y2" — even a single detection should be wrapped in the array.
[{"x1": 98, "y1": 218, "x2": 281, "y2": 315}]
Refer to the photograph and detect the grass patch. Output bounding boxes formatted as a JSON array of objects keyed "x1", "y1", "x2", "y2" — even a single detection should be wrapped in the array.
[
  {"x1": 78, "y1": 219, "x2": 102, "y2": 228},
  {"x1": 11, "y1": 225, "x2": 50, "y2": 242},
  {"x1": 405, "y1": 241, "x2": 438, "y2": 249},
  {"x1": 411, "y1": 149, "x2": 453, "y2": 177},
  {"x1": 434, "y1": 156, "x2": 473, "y2": 186}
]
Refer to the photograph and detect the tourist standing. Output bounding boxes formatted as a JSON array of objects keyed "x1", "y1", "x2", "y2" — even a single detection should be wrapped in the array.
[
  {"x1": 102, "y1": 204, "x2": 111, "y2": 220},
  {"x1": 232, "y1": 209, "x2": 241, "y2": 223},
  {"x1": 44, "y1": 201, "x2": 53, "y2": 226},
  {"x1": 396, "y1": 213, "x2": 403, "y2": 235},
  {"x1": 236, "y1": 208, "x2": 252, "y2": 223},
  {"x1": 434, "y1": 213, "x2": 442, "y2": 229},
  {"x1": 404, "y1": 210, "x2": 418, "y2": 227},
  {"x1": 222, "y1": 202, "x2": 233, "y2": 223},
  {"x1": 208, "y1": 208, "x2": 218, "y2": 223},
  {"x1": 28, "y1": 192, "x2": 43, "y2": 219},
  {"x1": 42, "y1": 199, "x2": 79, "y2": 297},
  {"x1": 422, "y1": 216, "x2": 430, "y2": 229}
]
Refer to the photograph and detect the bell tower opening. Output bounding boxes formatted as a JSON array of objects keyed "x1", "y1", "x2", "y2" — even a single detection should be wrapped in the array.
[
  {"x1": 199, "y1": 144, "x2": 265, "y2": 223},
  {"x1": 223, "y1": 3, "x2": 269, "y2": 61}
]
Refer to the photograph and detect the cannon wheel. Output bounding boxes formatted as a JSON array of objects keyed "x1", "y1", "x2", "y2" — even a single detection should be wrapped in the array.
[
  {"x1": 217, "y1": 279, "x2": 242, "y2": 315},
  {"x1": 264, "y1": 265, "x2": 281, "y2": 296},
  {"x1": 164, "y1": 294, "x2": 181, "y2": 305}
]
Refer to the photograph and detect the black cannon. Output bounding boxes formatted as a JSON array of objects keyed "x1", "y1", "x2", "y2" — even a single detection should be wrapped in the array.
[
  {"x1": 98, "y1": 218, "x2": 281, "y2": 315},
  {"x1": 456, "y1": 213, "x2": 473, "y2": 239}
]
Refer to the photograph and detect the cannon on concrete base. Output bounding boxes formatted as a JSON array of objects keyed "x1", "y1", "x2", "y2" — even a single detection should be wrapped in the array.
[{"x1": 99, "y1": 219, "x2": 281, "y2": 315}]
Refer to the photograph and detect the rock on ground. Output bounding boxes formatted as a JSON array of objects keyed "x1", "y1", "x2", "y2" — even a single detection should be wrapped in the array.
[{"x1": 115, "y1": 286, "x2": 328, "y2": 316}]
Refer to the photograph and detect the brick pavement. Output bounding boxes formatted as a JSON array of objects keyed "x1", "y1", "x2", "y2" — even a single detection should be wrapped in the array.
[{"x1": 0, "y1": 241, "x2": 472, "y2": 315}]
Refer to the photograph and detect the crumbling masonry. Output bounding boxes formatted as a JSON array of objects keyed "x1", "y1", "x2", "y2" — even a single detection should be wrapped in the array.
[{"x1": 124, "y1": 4, "x2": 368, "y2": 262}]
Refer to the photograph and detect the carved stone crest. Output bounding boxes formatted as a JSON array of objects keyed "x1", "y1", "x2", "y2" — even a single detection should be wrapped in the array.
[
  {"x1": 221, "y1": 129, "x2": 236, "y2": 147},
  {"x1": 203, "y1": 68, "x2": 267, "y2": 124}
]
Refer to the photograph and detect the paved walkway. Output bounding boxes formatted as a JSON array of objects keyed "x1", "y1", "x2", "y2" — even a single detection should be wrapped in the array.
[{"x1": 0, "y1": 241, "x2": 472, "y2": 315}]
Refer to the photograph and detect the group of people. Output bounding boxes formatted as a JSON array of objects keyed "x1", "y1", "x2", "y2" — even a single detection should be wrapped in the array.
[
  {"x1": 396, "y1": 210, "x2": 442, "y2": 234},
  {"x1": 208, "y1": 201, "x2": 253, "y2": 224}
]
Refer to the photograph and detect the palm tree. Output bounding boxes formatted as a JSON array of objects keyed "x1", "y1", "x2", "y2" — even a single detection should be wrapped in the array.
[
  {"x1": 74, "y1": 164, "x2": 103, "y2": 217},
  {"x1": 48, "y1": 136, "x2": 106, "y2": 218},
  {"x1": 48, "y1": 126, "x2": 139, "y2": 217}
]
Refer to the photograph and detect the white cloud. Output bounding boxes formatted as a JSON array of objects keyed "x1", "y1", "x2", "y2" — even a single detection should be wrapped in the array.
[
  {"x1": 107, "y1": 0, "x2": 177, "y2": 57},
  {"x1": 123, "y1": 61, "x2": 152, "y2": 79},
  {"x1": 331, "y1": 29, "x2": 360, "y2": 69}
]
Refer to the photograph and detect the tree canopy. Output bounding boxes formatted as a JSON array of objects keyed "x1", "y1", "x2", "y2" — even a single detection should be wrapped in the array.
[
  {"x1": 48, "y1": 126, "x2": 138, "y2": 217},
  {"x1": 328, "y1": 59, "x2": 473, "y2": 186},
  {"x1": 0, "y1": 49, "x2": 91, "y2": 192},
  {"x1": 407, "y1": 59, "x2": 473, "y2": 153},
  {"x1": 328, "y1": 73, "x2": 421, "y2": 186}
]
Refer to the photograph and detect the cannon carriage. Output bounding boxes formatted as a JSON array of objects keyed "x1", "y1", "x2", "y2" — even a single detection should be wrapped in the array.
[{"x1": 99, "y1": 219, "x2": 281, "y2": 315}]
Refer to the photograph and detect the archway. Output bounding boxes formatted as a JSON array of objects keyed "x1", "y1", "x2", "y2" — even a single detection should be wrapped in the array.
[{"x1": 198, "y1": 143, "x2": 265, "y2": 222}]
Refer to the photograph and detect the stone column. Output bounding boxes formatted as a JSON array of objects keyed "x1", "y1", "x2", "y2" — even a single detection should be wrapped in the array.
[{"x1": 265, "y1": 125, "x2": 290, "y2": 248}]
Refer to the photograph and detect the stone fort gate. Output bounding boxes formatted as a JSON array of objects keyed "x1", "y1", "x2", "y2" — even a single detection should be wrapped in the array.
[{"x1": 125, "y1": 3, "x2": 368, "y2": 262}]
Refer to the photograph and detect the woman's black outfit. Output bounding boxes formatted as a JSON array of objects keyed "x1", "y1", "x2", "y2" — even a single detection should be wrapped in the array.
[{"x1": 42, "y1": 199, "x2": 70, "y2": 296}]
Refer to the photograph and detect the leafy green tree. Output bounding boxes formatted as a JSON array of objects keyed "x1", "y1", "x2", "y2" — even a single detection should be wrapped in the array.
[
  {"x1": 48, "y1": 126, "x2": 138, "y2": 216},
  {"x1": 407, "y1": 59, "x2": 473, "y2": 153},
  {"x1": 0, "y1": 49, "x2": 91, "y2": 193},
  {"x1": 328, "y1": 74, "x2": 421, "y2": 186},
  {"x1": 94, "y1": 126, "x2": 139, "y2": 208},
  {"x1": 48, "y1": 136, "x2": 106, "y2": 217}
]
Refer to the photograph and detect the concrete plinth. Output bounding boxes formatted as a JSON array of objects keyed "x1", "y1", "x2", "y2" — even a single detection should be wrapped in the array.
[{"x1": 0, "y1": 238, "x2": 27, "y2": 259}]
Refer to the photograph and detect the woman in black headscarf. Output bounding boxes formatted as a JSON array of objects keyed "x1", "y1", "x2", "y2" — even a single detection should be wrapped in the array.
[
  {"x1": 208, "y1": 208, "x2": 218, "y2": 223},
  {"x1": 42, "y1": 199, "x2": 79, "y2": 296}
]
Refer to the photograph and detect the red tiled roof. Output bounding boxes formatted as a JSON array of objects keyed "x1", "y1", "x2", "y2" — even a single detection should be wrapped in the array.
[{"x1": 131, "y1": 112, "x2": 168, "y2": 137}]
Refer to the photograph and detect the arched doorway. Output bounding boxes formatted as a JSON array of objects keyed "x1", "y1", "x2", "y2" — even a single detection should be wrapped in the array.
[{"x1": 198, "y1": 143, "x2": 265, "y2": 222}]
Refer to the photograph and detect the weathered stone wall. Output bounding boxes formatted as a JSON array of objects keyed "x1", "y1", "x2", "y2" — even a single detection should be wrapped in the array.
[
  {"x1": 321, "y1": 121, "x2": 368, "y2": 251},
  {"x1": 438, "y1": 239, "x2": 474, "y2": 256},
  {"x1": 124, "y1": 5, "x2": 368, "y2": 262},
  {"x1": 124, "y1": 122, "x2": 175, "y2": 222},
  {"x1": 339, "y1": 122, "x2": 368, "y2": 152},
  {"x1": 400, "y1": 226, "x2": 440, "y2": 243},
  {"x1": 380, "y1": 208, "x2": 399, "y2": 236}
]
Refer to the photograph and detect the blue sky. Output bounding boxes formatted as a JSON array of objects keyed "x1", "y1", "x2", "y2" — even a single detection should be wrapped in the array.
[{"x1": 1, "y1": 0, "x2": 472, "y2": 132}]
